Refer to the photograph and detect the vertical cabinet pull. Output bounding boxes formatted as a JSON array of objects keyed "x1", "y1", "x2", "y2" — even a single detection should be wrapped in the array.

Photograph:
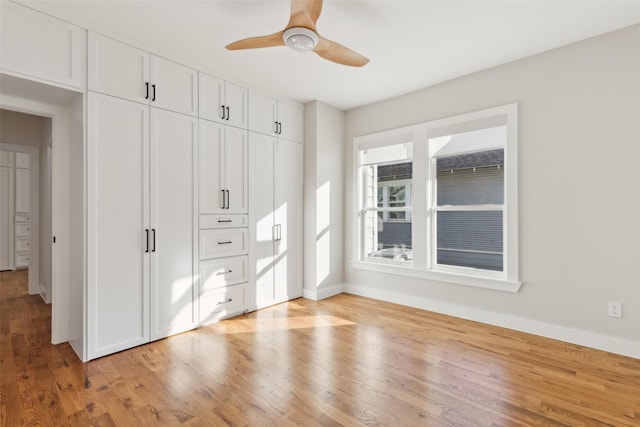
[
  {"x1": 274, "y1": 121, "x2": 279, "y2": 134},
  {"x1": 226, "y1": 106, "x2": 230, "y2": 121},
  {"x1": 220, "y1": 105, "x2": 226, "y2": 120},
  {"x1": 145, "y1": 82, "x2": 149, "y2": 100},
  {"x1": 152, "y1": 229, "x2": 156, "y2": 252},
  {"x1": 152, "y1": 84, "x2": 156, "y2": 102},
  {"x1": 145, "y1": 229, "x2": 149, "y2": 253},
  {"x1": 225, "y1": 189, "x2": 230, "y2": 209},
  {"x1": 221, "y1": 189, "x2": 226, "y2": 209}
]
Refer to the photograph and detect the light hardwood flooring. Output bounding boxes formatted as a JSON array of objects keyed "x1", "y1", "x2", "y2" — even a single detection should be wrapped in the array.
[{"x1": 1, "y1": 269, "x2": 639, "y2": 426}]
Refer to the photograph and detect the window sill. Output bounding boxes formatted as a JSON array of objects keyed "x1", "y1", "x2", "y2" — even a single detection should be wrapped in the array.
[{"x1": 351, "y1": 260, "x2": 522, "y2": 293}]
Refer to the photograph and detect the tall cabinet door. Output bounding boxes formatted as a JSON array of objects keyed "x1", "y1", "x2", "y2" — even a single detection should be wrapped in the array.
[
  {"x1": 249, "y1": 133, "x2": 276, "y2": 309},
  {"x1": 199, "y1": 121, "x2": 224, "y2": 213},
  {"x1": 0, "y1": 164, "x2": 14, "y2": 270},
  {"x1": 224, "y1": 126, "x2": 248, "y2": 214},
  {"x1": 88, "y1": 92, "x2": 150, "y2": 359},
  {"x1": 150, "y1": 109, "x2": 196, "y2": 340},
  {"x1": 274, "y1": 140, "x2": 303, "y2": 301}
]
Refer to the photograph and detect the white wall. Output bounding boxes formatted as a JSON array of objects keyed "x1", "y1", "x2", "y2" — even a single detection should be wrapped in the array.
[
  {"x1": 303, "y1": 101, "x2": 345, "y2": 300},
  {"x1": 343, "y1": 25, "x2": 640, "y2": 357}
]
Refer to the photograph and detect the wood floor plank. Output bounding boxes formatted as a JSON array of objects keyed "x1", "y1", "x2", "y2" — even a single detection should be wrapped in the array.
[{"x1": 2, "y1": 269, "x2": 640, "y2": 426}]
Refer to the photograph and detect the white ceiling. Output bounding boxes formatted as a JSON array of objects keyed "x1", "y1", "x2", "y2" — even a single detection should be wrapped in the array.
[{"x1": 19, "y1": 0, "x2": 640, "y2": 110}]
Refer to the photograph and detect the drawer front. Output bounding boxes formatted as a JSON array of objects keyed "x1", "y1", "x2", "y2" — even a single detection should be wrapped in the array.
[
  {"x1": 199, "y1": 228, "x2": 247, "y2": 259},
  {"x1": 200, "y1": 214, "x2": 248, "y2": 229},
  {"x1": 200, "y1": 283, "x2": 247, "y2": 324},
  {"x1": 200, "y1": 255, "x2": 248, "y2": 291},
  {"x1": 16, "y1": 238, "x2": 30, "y2": 252},
  {"x1": 15, "y1": 222, "x2": 31, "y2": 237},
  {"x1": 15, "y1": 252, "x2": 30, "y2": 267},
  {"x1": 15, "y1": 214, "x2": 30, "y2": 222}
]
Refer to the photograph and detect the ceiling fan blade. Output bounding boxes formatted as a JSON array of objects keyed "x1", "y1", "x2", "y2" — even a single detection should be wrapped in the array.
[
  {"x1": 288, "y1": 0, "x2": 323, "y2": 30},
  {"x1": 226, "y1": 31, "x2": 285, "y2": 50},
  {"x1": 313, "y1": 36, "x2": 369, "y2": 67}
]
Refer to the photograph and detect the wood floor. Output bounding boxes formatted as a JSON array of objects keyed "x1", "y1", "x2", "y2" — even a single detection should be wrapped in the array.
[{"x1": 1, "y1": 270, "x2": 639, "y2": 426}]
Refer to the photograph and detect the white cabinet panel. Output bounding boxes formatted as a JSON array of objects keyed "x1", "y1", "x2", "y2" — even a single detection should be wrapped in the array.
[
  {"x1": 199, "y1": 228, "x2": 248, "y2": 260},
  {"x1": 15, "y1": 153, "x2": 30, "y2": 168},
  {"x1": 89, "y1": 32, "x2": 198, "y2": 116},
  {"x1": 249, "y1": 92, "x2": 278, "y2": 137},
  {"x1": 200, "y1": 255, "x2": 249, "y2": 291},
  {"x1": 0, "y1": 151, "x2": 14, "y2": 167},
  {"x1": 150, "y1": 56, "x2": 198, "y2": 117},
  {"x1": 277, "y1": 102, "x2": 304, "y2": 143},
  {"x1": 199, "y1": 121, "x2": 247, "y2": 214},
  {"x1": 0, "y1": 166, "x2": 14, "y2": 270},
  {"x1": 88, "y1": 92, "x2": 150, "y2": 359},
  {"x1": 149, "y1": 109, "x2": 196, "y2": 341},
  {"x1": 1, "y1": 2, "x2": 84, "y2": 89},
  {"x1": 200, "y1": 73, "x2": 247, "y2": 129},
  {"x1": 200, "y1": 283, "x2": 247, "y2": 324},
  {"x1": 15, "y1": 253, "x2": 30, "y2": 268},
  {"x1": 15, "y1": 238, "x2": 30, "y2": 252},
  {"x1": 89, "y1": 32, "x2": 149, "y2": 104},
  {"x1": 15, "y1": 168, "x2": 30, "y2": 213}
]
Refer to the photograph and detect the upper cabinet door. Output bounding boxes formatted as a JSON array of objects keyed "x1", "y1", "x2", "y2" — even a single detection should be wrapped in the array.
[
  {"x1": 224, "y1": 82, "x2": 247, "y2": 129},
  {"x1": 200, "y1": 73, "x2": 247, "y2": 129},
  {"x1": 199, "y1": 120, "x2": 224, "y2": 214},
  {"x1": 249, "y1": 92, "x2": 278, "y2": 137},
  {"x1": 89, "y1": 32, "x2": 149, "y2": 104},
  {"x1": 150, "y1": 56, "x2": 198, "y2": 117},
  {"x1": 1, "y1": 2, "x2": 85, "y2": 90},
  {"x1": 277, "y1": 102, "x2": 304, "y2": 143}
]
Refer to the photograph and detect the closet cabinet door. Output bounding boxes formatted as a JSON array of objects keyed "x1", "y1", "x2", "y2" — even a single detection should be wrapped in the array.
[
  {"x1": 199, "y1": 121, "x2": 224, "y2": 213},
  {"x1": 224, "y1": 126, "x2": 248, "y2": 214},
  {"x1": 149, "y1": 109, "x2": 196, "y2": 340},
  {"x1": 274, "y1": 140, "x2": 303, "y2": 301},
  {"x1": 249, "y1": 133, "x2": 276, "y2": 309},
  {"x1": 15, "y1": 168, "x2": 30, "y2": 213},
  {"x1": 88, "y1": 93, "x2": 150, "y2": 359},
  {"x1": 248, "y1": 92, "x2": 278, "y2": 137},
  {"x1": 224, "y1": 82, "x2": 247, "y2": 129},
  {"x1": 277, "y1": 102, "x2": 304, "y2": 143},
  {"x1": 88, "y1": 32, "x2": 149, "y2": 104},
  {"x1": 150, "y1": 56, "x2": 198, "y2": 117},
  {"x1": 0, "y1": 166, "x2": 14, "y2": 270}
]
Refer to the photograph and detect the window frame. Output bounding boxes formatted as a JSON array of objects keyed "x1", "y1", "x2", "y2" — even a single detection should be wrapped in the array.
[{"x1": 352, "y1": 104, "x2": 520, "y2": 292}]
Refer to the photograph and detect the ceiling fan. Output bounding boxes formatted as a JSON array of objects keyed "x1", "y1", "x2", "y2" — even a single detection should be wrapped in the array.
[{"x1": 225, "y1": 0, "x2": 369, "y2": 67}]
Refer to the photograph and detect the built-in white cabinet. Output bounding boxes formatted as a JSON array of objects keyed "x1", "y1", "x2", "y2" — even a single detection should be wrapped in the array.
[
  {"x1": 200, "y1": 73, "x2": 247, "y2": 129},
  {"x1": 0, "y1": 1, "x2": 85, "y2": 90},
  {"x1": 87, "y1": 92, "x2": 196, "y2": 359},
  {"x1": 88, "y1": 32, "x2": 198, "y2": 117},
  {"x1": 0, "y1": 150, "x2": 31, "y2": 271},
  {"x1": 15, "y1": 168, "x2": 30, "y2": 213},
  {"x1": 0, "y1": 154, "x2": 14, "y2": 271},
  {"x1": 249, "y1": 92, "x2": 304, "y2": 143},
  {"x1": 199, "y1": 120, "x2": 248, "y2": 214},
  {"x1": 249, "y1": 133, "x2": 303, "y2": 309}
]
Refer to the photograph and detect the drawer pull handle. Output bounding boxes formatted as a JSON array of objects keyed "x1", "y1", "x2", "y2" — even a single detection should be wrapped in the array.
[
  {"x1": 216, "y1": 270, "x2": 233, "y2": 275},
  {"x1": 218, "y1": 241, "x2": 232, "y2": 245},
  {"x1": 218, "y1": 219, "x2": 233, "y2": 223},
  {"x1": 216, "y1": 298, "x2": 233, "y2": 305}
]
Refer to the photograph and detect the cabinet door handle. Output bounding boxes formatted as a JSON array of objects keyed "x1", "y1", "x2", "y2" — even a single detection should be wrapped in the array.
[
  {"x1": 279, "y1": 122, "x2": 282, "y2": 134},
  {"x1": 145, "y1": 229, "x2": 149, "y2": 253},
  {"x1": 152, "y1": 84, "x2": 156, "y2": 102},
  {"x1": 218, "y1": 241, "x2": 233, "y2": 245},
  {"x1": 216, "y1": 270, "x2": 233, "y2": 276},
  {"x1": 274, "y1": 121, "x2": 279, "y2": 134},
  {"x1": 225, "y1": 189, "x2": 230, "y2": 209},
  {"x1": 217, "y1": 219, "x2": 233, "y2": 223},
  {"x1": 226, "y1": 106, "x2": 230, "y2": 121},
  {"x1": 221, "y1": 189, "x2": 226, "y2": 209},
  {"x1": 152, "y1": 229, "x2": 156, "y2": 252},
  {"x1": 216, "y1": 298, "x2": 233, "y2": 305},
  {"x1": 145, "y1": 82, "x2": 149, "y2": 100},
  {"x1": 220, "y1": 105, "x2": 226, "y2": 120}
]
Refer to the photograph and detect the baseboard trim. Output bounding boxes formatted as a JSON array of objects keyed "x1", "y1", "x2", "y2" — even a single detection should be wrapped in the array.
[
  {"x1": 344, "y1": 283, "x2": 640, "y2": 360},
  {"x1": 303, "y1": 284, "x2": 345, "y2": 301}
]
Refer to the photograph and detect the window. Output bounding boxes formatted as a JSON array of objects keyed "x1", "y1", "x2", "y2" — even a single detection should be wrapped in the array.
[
  {"x1": 354, "y1": 104, "x2": 519, "y2": 291},
  {"x1": 358, "y1": 142, "x2": 413, "y2": 263}
]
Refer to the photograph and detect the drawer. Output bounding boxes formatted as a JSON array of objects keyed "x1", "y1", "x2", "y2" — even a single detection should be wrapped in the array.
[
  {"x1": 15, "y1": 222, "x2": 31, "y2": 237},
  {"x1": 16, "y1": 238, "x2": 30, "y2": 252},
  {"x1": 200, "y1": 255, "x2": 248, "y2": 291},
  {"x1": 15, "y1": 214, "x2": 30, "y2": 222},
  {"x1": 200, "y1": 283, "x2": 247, "y2": 324},
  {"x1": 15, "y1": 252, "x2": 30, "y2": 267},
  {"x1": 199, "y1": 228, "x2": 247, "y2": 260},
  {"x1": 200, "y1": 214, "x2": 248, "y2": 229}
]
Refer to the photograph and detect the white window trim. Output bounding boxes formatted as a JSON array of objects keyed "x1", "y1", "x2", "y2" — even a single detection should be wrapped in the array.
[{"x1": 353, "y1": 104, "x2": 519, "y2": 292}]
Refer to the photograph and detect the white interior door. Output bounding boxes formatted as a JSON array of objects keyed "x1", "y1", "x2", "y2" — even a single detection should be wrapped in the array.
[
  {"x1": 274, "y1": 140, "x2": 303, "y2": 302},
  {"x1": 88, "y1": 92, "x2": 150, "y2": 359},
  {"x1": 0, "y1": 165, "x2": 14, "y2": 270},
  {"x1": 249, "y1": 133, "x2": 275, "y2": 309},
  {"x1": 149, "y1": 108, "x2": 196, "y2": 340}
]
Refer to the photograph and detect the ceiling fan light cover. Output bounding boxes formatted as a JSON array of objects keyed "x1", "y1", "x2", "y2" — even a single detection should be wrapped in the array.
[{"x1": 283, "y1": 27, "x2": 318, "y2": 52}]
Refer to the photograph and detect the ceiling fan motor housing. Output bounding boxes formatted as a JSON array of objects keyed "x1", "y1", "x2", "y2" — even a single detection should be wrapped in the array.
[{"x1": 283, "y1": 27, "x2": 319, "y2": 52}]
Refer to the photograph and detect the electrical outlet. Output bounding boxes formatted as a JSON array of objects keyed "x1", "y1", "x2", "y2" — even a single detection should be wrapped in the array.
[{"x1": 608, "y1": 301, "x2": 622, "y2": 318}]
